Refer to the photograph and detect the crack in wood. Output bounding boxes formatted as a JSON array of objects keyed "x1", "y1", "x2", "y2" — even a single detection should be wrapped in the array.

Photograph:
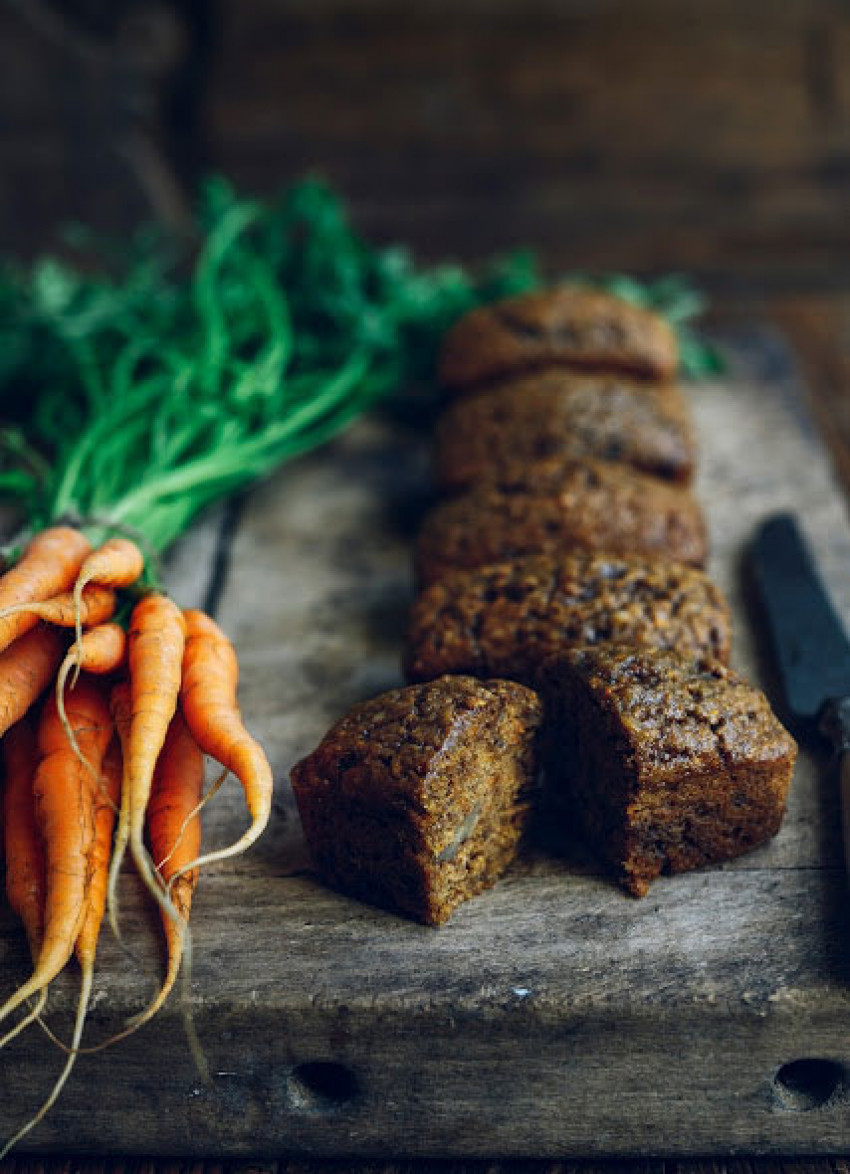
[{"x1": 203, "y1": 495, "x2": 246, "y2": 620}]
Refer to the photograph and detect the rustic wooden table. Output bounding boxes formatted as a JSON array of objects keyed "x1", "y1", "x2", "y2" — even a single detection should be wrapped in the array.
[{"x1": 0, "y1": 291, "x2": 845, "y2": 1164}]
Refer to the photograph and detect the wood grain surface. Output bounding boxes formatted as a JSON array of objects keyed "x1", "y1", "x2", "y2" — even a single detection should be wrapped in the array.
[
  {"x1": 2, "y1": 0, "x2": 850, "y2": 289},
  {"x1": 4, "y1": 1161, "x2": 850, "y2": 1174},
  {"x1": 1, "y1": 327, "x2": 849, "y2": 1159}
]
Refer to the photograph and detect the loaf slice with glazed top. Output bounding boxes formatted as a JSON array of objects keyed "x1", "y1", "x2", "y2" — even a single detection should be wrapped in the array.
[
  {"x1": 434, "y1": 370, "x2": 696, "y2": 491},
  {"x1": 405, "y1": 550, "x2": 731, "y2": 684},
  {"x1": 439, "y1": 287, "x2": 678, "y2": 392},
  {"x1": 290, "y1": 675, "x2": 543, "y2": 926},
  {"x1": 415, "y1": 456, "x2": 707, "y2": 588},
  {"x1": 537, "y1": 646, "x2": 798, "y2": 897}
]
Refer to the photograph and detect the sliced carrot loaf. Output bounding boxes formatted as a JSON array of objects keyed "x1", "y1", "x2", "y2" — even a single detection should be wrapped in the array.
[
  {"x1": 405, "y1": 551, "x2": 731, "y2": 684},
  {"x1": 537, "y1": 646, "x2": 797, "y2": 897},
  {"x1": 439, "y1": 287, "x2": 678, "y2": 393},
  {"x1": 290, "y1": 675, "x2": 543, "y2": 926},
  {"x1": 434, "y1": 370, "x2": 696, "y2": 491},
  {"x1": 414, "y1": 456, "x2": 707, "y2": 588}
]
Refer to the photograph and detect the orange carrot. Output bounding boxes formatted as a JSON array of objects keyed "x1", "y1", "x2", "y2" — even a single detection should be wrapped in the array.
[
  {"x1": 77, "y1": 736, "x2": 122, "y2": 976},
  {"x1": 0, "y1": 679, "x2": 112, "y2": 1027},
  {"x1": 57, "y1": 622, "x2": 127, "y2": 687},
  {"x1": 138, "y1": 709, "x2": 204, "y2": 1024},
  {"x1": 138, "y1": 707, "x2": 210, "y2": 1081},
  {"x1": 56, "y1": 623, "x2": 127, "y2": 776},
  {"x1": 106, "y1": 594, "x2": 185, "y2": 929},
  {"x1": 179, "y1": 609, "x2": 273, "y2": 873},
  {"x1": 0, "y1": 584, "x2": 116, "y2": 629},
  {"x1": 0, "y1": 527, "x2": 91, "y2": 654},
  {"x1": 71, "y1": 537, "x2": 143, "y2": 651},
  {"x1": 0, "y1": 624, "x2": 66, "y2": 739},
  {"x1": 72, "y1": 537, "x2": 144, "y2": 600},
  {"x1": 3, "y1": 717, "x2": 44, "y2": 959},
  {"x1": 0, "y1": 733, "x2": 122, "y2": 1158},
  {"x1": 1, "y1": 717, "x2": 48, "y2": 1049}
]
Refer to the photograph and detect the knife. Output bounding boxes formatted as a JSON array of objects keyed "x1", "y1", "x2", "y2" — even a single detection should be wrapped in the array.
[{"x1": 749, "y1": 513, "x2": 850, "y2": 872}]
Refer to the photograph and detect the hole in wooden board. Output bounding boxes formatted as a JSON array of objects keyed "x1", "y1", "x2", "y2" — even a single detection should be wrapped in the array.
[
  {"x1": 289, "y1": 1061, "x2": 360, "y2": 1110},
  {"x1": 773, "y1": 1058, "x2": 845, "y2": 1110}
]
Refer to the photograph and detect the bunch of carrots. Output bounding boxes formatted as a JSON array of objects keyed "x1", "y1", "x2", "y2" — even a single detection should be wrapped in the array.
[
  {"x1": 0, "y1": 175, "x2": 714, "y2": 1151},
  {"x1": 0, "y1": 526, "x2": 272, "y2": 1152},
  {"x1": 0, "y1": 177, "x2": 544, "y2": 1153}
]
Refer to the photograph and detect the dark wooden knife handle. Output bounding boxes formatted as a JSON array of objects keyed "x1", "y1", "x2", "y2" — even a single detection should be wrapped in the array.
[{"x1": 819, "y1": 697, "x2": 850, "y2": 875}]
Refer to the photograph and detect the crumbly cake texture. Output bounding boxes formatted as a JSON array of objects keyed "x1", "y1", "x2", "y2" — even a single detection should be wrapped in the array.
[
  {"x1": 415, "y1": 456, "x2": 707, "y2": 587},
  {"x1": 290, "y1": 675, "x2": 543, "y2": 926},
  {"x1": 405, "y1": 550, "x2": 732, "y2": 683},
  {"x1": 537, "y1": 646, "x2": 798, "y2": 897},
  {"x1": 439, "y1": 287, "x2": 678, "y2": 392},
  {"x1": 434, "y1": 371, "x2": 696, "y2": 492}
]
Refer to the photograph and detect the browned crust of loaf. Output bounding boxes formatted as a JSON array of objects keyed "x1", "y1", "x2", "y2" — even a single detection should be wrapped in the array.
[
  {"x1": 439, "y1": 288, "x2": 678, "y2": 392},
  {"x1": 434, "y1": 370, "x2": 696, "y2": 491},
  {"x1": 290, "y1": 675, "x2": 543, "y2": 925},
  {"x1": 537, "y1": 646, "x2": 797, "y2": 897},
  {"x1": 415, "y1": 456, "x2": 708, "y2": 587},
  {"x1": 404, "y1": 551, "x2": 732, "y2": 684}
]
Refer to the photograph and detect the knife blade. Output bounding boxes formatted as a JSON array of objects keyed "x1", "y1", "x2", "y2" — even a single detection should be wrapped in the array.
[{"x1": 749, "y1": 512, "x2": 850, "y2": 871}]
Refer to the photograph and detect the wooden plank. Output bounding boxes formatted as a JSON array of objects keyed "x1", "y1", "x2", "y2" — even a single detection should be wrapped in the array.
[
  {"x1": 768, "y1": 294, "x2": 850, "y2": 495},
  {"x1": 205, "y1": 1, "x2": 850, "y2": 280},
  {"x1": 3, "y1": 1, "x2": 850, "y2": 286},
  {"x1": 0, "y1": 1162, "x2": 840, "y2": 1174},
  {"x1": 2, "y1": 326, "x2": 850, "y2": 1156}
]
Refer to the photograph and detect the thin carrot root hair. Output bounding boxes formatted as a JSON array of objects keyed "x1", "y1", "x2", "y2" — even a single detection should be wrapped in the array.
[
  {"x1": 156, "y1": 766, "x2": 227, "y2": 873},
  {"x1": 0, "y1": 967, "x2": 93, "y2": 1160},
  {"x1": 0, "y1": 988, "x2": 47, "y2": 1050},
  {"x1": 69, "y1": 921, "x2": 208, "y2": 1082},
  {"x1": 0, "y1": 584, "x2": 116, "y2": 629},
  {"x1": 56, "y1": 624, "x2": 127, "y2": 799},
  {"x1": 177, "y1": 609, "x2": 274, "y2": 878}
]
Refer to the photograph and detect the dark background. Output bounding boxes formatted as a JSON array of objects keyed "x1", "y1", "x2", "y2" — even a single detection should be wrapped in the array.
[{"x1": 3, "y1": 0, "x2": 850, "y2": 293}]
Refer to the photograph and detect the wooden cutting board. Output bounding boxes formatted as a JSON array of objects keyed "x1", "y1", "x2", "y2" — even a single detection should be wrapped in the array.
[{"x1": 2, "y1": 326, "x2": 850, "y2": 1158}]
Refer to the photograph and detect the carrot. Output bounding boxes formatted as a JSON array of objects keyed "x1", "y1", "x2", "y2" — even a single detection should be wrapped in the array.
[
  {"x1": 0, "y1": 736, "x2": 122, "y2": 1159},
  {"x1": 106, "y1": 594, "x2": 185, "y2": 931},
  {"x1": 0, "y1": 624, "x2": 66, "y2": 739},
  {"x1": 178, "y1": 609, "x2": 273, "y2": 873},
  {"x1": 0, "y1": 678, "x2": 112, "y2": 1027},
  {"x1": 84, "y1": 708, "x2": 207, "y2": 1061},
  {"x1": 72, "y1": 536, "x2": 144, "y2": 601},
  {"x1": 1, "y1": 717, "x2": 49, "y2": 1048},
  {"x1": 77, "y1": 736, "x2": 122, "y2": 980},
  {"x1": 71, "y1": 537, "x2": 144, "y2": 653},
  {"x1": 0, "y1": 527, "x2": 91, "y2": 654},
  {"x1": 3, "y1": 717, "x2": 44, "y2": 957},
  {"x1": 57, "y1": 622, "x2": 127, "y2": 694},
  {"x1": 56, "y1": 623, "x2": 127, "y2": 779},
  {"x1": 0, "y1": 584, "x2": 116, "y2": 629},
  {"x1": 134, "y1": 708, "x2": 204, "y2": 1027}
]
